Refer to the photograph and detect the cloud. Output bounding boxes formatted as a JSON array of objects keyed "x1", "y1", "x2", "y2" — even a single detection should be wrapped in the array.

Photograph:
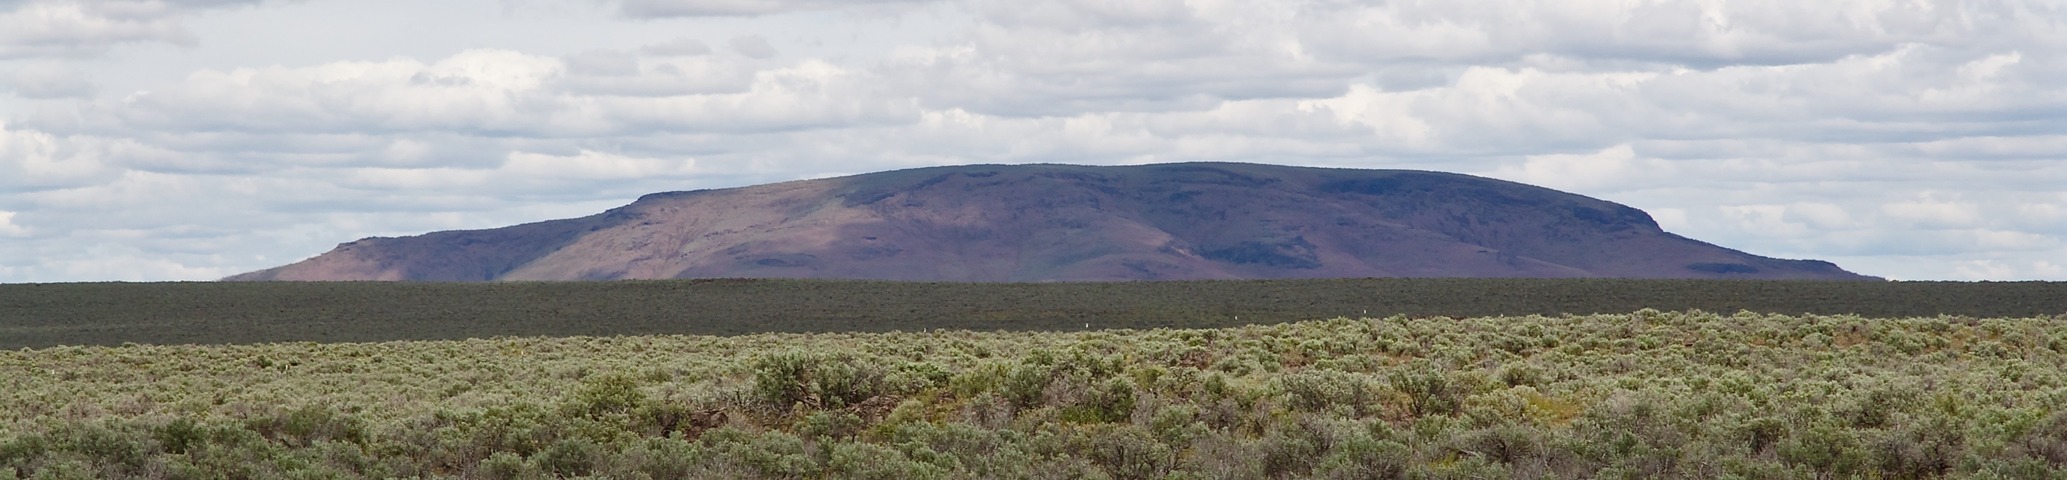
[
  {"x1": 1780, "y1": 202, "x2": 1858, "y2": 231},
  {"x1": 78, "y1": 49, "x2": 566, "y2": 135},
  {"x1": 36, "y1": 49, "x2": 913, "y2": 139},
  {"x1": 618, "y1": 0, "x2": 930, "y2": 18},
  {"x1": 1289, "y1": 0, "x2": 2016, "y2": 68},
  {"x1": 4, "y1": 63, "x2": 98, "y2": 98},
  {"x1": 1882, "y1": 193, "x2": 1981, "y2": 230},
  {"x1": 640, "y1": 37, "x2": 712, "y2": 56},
  {"x1": 28, "y1": 252, "x2": 237, "y2": 282},
  {"x1": 0, "y1": 124, "x2": 123, "y2": 192},
  {"x1": 0, "y1": 0, "x2": 270, "y2": 59},
  {"x1": 0, "y1": 210, "x2": 28, "y2": 237},
  {"x1": 0, "y1": 161, "x2": 679, "y2": 282},
  {"x1": 503, "y1": 149, "x2": 697, "y2": 179},
  {"x1": 2, "y1": 0, "x2": 2065, "y2": 282},
  {"x1": 875, "y1": 0, "x2": 1356, "y2": 117},
  {"x1": 557, "y1": 50, "x2": 756, "y2": 96},
  {"x1": 727, "y1": 35, "x2": 776, "y2": 59},
  {"x1": 1641, "y1": 182, "x2": 2061, "y2": 262},
  {"x1": 339, "y1": 149, "x2": 702, "y2": 196},
  {"x1": 1489, "y1": 144, "x2": 1675, "y2": 192}
]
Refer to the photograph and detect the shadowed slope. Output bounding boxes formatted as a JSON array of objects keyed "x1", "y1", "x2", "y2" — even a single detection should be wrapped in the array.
[{"x1": 226, "y1": 163, "x2": 1875, "y2": 281}]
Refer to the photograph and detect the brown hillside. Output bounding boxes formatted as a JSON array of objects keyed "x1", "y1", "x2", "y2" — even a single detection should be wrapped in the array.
[{"x1": 225, "y1": 163, "x2": 1877, "y2": 281}]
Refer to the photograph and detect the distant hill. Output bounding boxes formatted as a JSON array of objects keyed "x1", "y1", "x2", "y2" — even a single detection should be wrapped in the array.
[{"x1": 225, "y1": 162, "x2": 1877, "y2": 281}]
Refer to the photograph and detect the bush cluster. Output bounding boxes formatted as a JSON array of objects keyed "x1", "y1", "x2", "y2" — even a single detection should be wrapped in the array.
[
  {"x1": 4, "y1": 310, "x2": 2067, "y2": 478},
  {"x1": 7, "y1": 279, "x2": 2064, "y2": 348}
]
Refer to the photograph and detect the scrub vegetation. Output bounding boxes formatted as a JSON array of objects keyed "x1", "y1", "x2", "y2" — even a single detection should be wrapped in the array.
[
  {"x1": 6, "y1": 310, "x2": 2067, "y2": 479},
  {"x1": 4, "y1": 278, "x2": 2064, "y2": 349}
]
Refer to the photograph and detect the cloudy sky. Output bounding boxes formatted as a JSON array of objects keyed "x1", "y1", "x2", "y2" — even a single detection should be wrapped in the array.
[{"x1": 1, "y1": 0, "x2": 2062, "y2": 282}]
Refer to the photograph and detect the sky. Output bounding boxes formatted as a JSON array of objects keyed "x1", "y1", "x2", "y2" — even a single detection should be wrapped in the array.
[{"x1": 0, "y1": 0, "x2": 2063, "y2": 283}]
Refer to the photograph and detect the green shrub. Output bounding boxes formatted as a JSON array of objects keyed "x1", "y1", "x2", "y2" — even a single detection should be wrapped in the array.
[
  {"x1": 450, "y1": 402, "x2": 558, "y2": 458},
  {"x1": 1000, "y1": 362, "x2": 1054, "y2": 409},
  {"x1": 243, "y1": 405, "x2": 367, "y2": 450},
  {"x1": 1779, "y1": 424, "x2": 1865, "y2": 476},
  {"x1": 1388, "y1": 362, "x2": 1463, "y2": 417},
  {"x1": 151, "y1": 417, "x2": 206, "y2": 455},
  {"x1": 45, "y1": 423, "x2": 151, "y2": 475},
  {"x1": 1453, "y1": 424, "x2": 1549, "y2": 466},
  {"x1": 6, "y1": 310, "x2": 2067, "y2": 479},
  {"x1": 880, "y1": 399, "x2": 928, "y2": 429},
  {"x1": 1063, "y1": 378, "x2": 1137, "y2": 424},
  {"x1": 585, "y1": 437, "x2": 705, "y2": 479},
  {"x1": 0, "y1": 434, "x2": 42, "y2": 471},
  {"x1": 1147, "y1": 404, "x2": 1206, "y2": 445},
  {"x1": 1497, "y1": 361, "x2": 1548, "y2": 388},
  {"x1": 1871, "y1": 419, "x2": 1965, "y2": 479},
  {"x1": 1843, "y1": 385, "x2": 1917, "y2": 429},
  {"x1": 886, "y1": 422, "x2": 1028, "y2": 477},
  {"x1": 1258, "y1": 419, "x2": 1328, "y2": 478},
  {"x1": 20, "y1": 456, "x2": 96, "y2": 480},
  {"x1": 2006, "y1": 411, "x2": 2067, "y2": 468},
  {"x1": 1316, "y1": 435, "x2": 1409, "y2": 480},
  {"x1": 475, "y1": 451, "x2": 537, "y2": 480},
  {"x1": 947, "y1": 361, "x2": 1009, "y2": 399},
  {"x1": 886, "y1": 362, "x2": 952, "y2": 395},
  {"x1": 799, "y1": 411, "x2": 867, "y2": 441},
  {"x1": 752, "y1": 352, "x2": 885, "y2": 412},
  {"x1": 827, "y1": 441, "x2": 948, "y2": 480},
  {"x1": 1737, "y1": 416, "x2": 1787, "y2": 454},
  {"x1": 1083, "y1": 425, "x2": 1172, "y2": 480},
  {"x1": 565, "y1": 373, "x2": 648, "y2": 420},
  {"x1": 1178, "y1": 434, "x2": 1264, "y2": 479},
  {"x1": 533, "y1": 437, "x2": 599, "y2": 477},
  {"x1": 1410, "y1": 454, "x2": 1510, "y2": 480},
  {"x1": 699, "y1": 429, "x2": 817, "y2": 478},
  {"x1": 1280, "y1": 369, "x2": 1378, "y2": 415}
]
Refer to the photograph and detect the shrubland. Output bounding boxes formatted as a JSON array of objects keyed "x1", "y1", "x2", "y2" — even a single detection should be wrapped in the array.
[
  {"x1": 5, "y1": 279, "x2": 2064, "y2": 349},
  {"x1": 5, "y1": 310, "x2": 2067, "y2": 479}
]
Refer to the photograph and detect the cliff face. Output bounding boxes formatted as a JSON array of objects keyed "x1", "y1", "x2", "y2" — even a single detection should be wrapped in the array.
[{"x1": 226, "y1": 162, "x2": 1877, "y2": 282}]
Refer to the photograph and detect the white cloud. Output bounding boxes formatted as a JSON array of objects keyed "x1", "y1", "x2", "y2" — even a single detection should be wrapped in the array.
[
  {"x1": 640, "y1": 37, "x2": 712, "y2": 56},
  {"x1": 80, "y1": 49, "x2": 566, "y2": 134},
  {"x1": 35, "y1": 49, "x2": 915, "y2": 139},
  {"x1": 870, "y1": 0, "x2": 1355, "y2": 118},
  {"x1": 618, "y1": 0, "x2": 930, "y2": 18},
  {"x1": 0, "y1": 2, "x2": 195, "y2": 58},
  {"x1": 1647, "y1": 207, "x2": 1688, "y2": 232},
  {"x1": 2017, "y1": 199, "x2": 2067, "y2": 230},
  {"x1": 727, "y1": 35, "x2": 776, "y2": 59},
  {"x1": 43, "y1": 253, "x2": 235, "y2": 281},
  {"x1": 1720, "y1": 204, "x2": 1811, "y2": 238},
  {"x1": 557, "y1": 53, "x2": 756, "y2": 97},
  {"x1": 2035, "y1": 260, "x2": 2066, "y2": 279},
  {"x1": 2, "y1": 0, "x2": 2065, "y2": 282},
  {"x1": 1953, "y1": 260, "x2": 2020, "y2": 281},
  {"x1": 4, "y1": 63, "x2": 98, "y2": 98},
  {"x1": 503, "y1": 149, "x2": 697, "y2": 179},
  {"x1": 0, "y1": 124, "x2": 122, "y2": 192},
  {"x1": 0, "y1": 0, "x2": 273, "y2": 59},
  {"x1": 0, "y1": 210, "x2": 28, "y2": 237},
  {"x1": 1489, "y1": 144, "x2": 1675, "y2": 193},
  {"x1": 1780, "y1": 202, "x2": 1858, "y2": 231},
  {"x1": 1290, "y1": 0, "x2": 2001, "y2": 68},
  {"x1": 336, "y1": 149, "x2": 700, "y2": 194},
  {"x1": 1881, "y1": 193, "x2": 1981, "y2": 229}
]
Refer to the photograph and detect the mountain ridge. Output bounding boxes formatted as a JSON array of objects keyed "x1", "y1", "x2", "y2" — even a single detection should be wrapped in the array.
[{"x1": 226, "y1": 162, "x2": 1877, "y2": 282}]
